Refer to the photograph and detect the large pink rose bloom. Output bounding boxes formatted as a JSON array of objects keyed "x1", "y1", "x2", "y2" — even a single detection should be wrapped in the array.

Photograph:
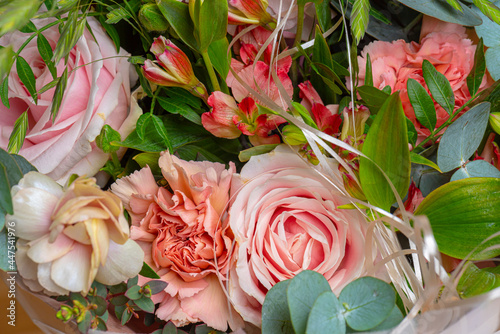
[
  {"x1": 228, "y1": 146, "x2": 369, "y2": 326},
  {"x1": 111, "y1": 152, "x2": 242, "y2": 331},
  {"x1": 356, "y1": 17, "x2": 489, "y2": 139},
  {"x1": 0, "y1": 16, "x2": 141, "y2": 183}
]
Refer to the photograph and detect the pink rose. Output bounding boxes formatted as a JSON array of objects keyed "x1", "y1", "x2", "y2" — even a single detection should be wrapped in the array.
[
  {"x1": 228, "y1": 146, "x2": 370, "y2": 326},
  {"x1": 110, "y1": 152, "x2": 242, "y2": 331},
  {"x1": 0, "y1": 16, "x2": 141, "y2": 183},
  {"x1": 356, "y1": 17, "x2": 490, "y2": 139}
]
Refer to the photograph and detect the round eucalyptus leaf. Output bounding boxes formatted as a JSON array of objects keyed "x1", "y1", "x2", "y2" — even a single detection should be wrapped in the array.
[
  {"x1": 305, "y1": 291, "x2": 345, "y2": 334},
  {"x1": 262, "y1": 280, "x2": 293, "y2": 334},
  {"x1": 339, "y1": 277, "x2": 396, "y2": 331},
  {"x1": 451, "y1": 159, "x2": 500, "y2": 181}
]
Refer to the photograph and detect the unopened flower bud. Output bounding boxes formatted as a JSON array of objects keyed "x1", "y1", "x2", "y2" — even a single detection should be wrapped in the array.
[
  {"x1": 490, "y1": 112, "x2": 500, "y2": 135},
  {"x1": 139, "y1": 4, "x2": 170, "y2": 32},
  {"x1": 228, "y1": 0, "x2": 275, "y2": 26},
  {"x1": 339, "y1": 163, "x2": 366, "y2": 201},
  {"x1": 341, "y1": 104, "x2": 370, "y2": 142},
  {"x1": 56, "y1": 305, "x2": 74, "y2": 322}
]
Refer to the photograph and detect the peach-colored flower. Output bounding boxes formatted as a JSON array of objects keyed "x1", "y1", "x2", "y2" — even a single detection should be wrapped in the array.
[
  {"x1": 355, "y1": 17, "x2": 490, "y2": 141},
  {"x1": 7, "y1": 172, "x2": 143, "y2": 295},
  {"x1": 228, "y1": 145, "x2": 370, "y2": 326},
  {"x1": 110, "y1": 152, "x2": 242, "y2": 331},
  {"x1": 0, "y1": 16, "x2": 140, "y2": 184}
]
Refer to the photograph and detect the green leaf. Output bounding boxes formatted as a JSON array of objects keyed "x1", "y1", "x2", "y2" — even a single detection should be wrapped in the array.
[
  {"x1": 414, "y1": 177, "x2": 500, "y2": 260},
  {"x1": 0, "y1": 45, "x2": 14, "y2": 83},
  {"x1": 207, "y1": 37, "x2": 230, "y2": 80},
  {"x1": 262, "y1": 280, "x2": 293, "y2": 334},
  {"x1": 196, "y1": 0, "x2": 227, "y2": 52},
  {"x1": 98, "y1": 16, "x2": 121, "y2": 53},
  {"x1": 422, "y1": 60, "x2": 455, "y2": 115},
  {"x1": 50, "y1": 67, "x2": 68, "y2": 122},
  {"x1": 139, "y1": 262, "x2": 161, "y2": 279},
  {"x1": 410, "y1": 152, "x2": 442, "y2": 172},
  {"x1": 473, "y1": 0, "x2": 500, "y2": 25},
  {"x1": 133, "y1": 152, "x2": 161, "y2": 173},
  {"x1": 156, "y1": 0, "x2": 198, "y2": 51},
  {"x1": 7, "y1": 111, "x2": 28, "y2": 154},
  {"x1": 95, "y1": 124, "x2": 121, "y2": 153},
  {"x1": 0, "y1": 0, "x2": 42, "y2": 37},
  {"x1": 16, "y1": 56, "x2": 37, "y2": 104},
  {"x1": 134, "y1": 296, "x2": 155, "y2": 313},
  {"x1": 359, "y1": 93, "x2": 411, "y2": 211},
  {"x1": 406, "y1": 117, "x2": 417, "y2": 147},
  {"x1": 472, "y1": 1, "x2": 500, "y2": 47},
  {"x1": 175, "y1": 144, "x2": 225, "y2": 163},
  {"x1": 407, "y1": 78, "x2": 437, "y2": 132},
  {"x1": 339, "y1": 277, "x2": 396, "y2": 331},
  {"x1": 397, "y1": 0, "x2": 483, "y2": 26},
  {"x1": 351, "y1": 0, "x2": 370, "y2": 44},
  {"x1": 0, "y1": 164, "x2": 13, "y2": 215},
  {"x1": 1, "y1": 77, "x2": 9, "y2": 108},
  {"x1": 315, "y1": 0, "x2": 331, "y2": 32},
  {"x1": 450, "y1": 159, "x2": 500, "y2": 181},
  {"x1": 157, "y1": 96, "x2": 202, "y2": 125},
  {"x1": 446, "y1": 0, "x2": 464, "y2": 12},
  {"x1": 144, "y1": 280, "x2": 168, "y2": 295},
  {"x1": 305, "y1": 291, "x2": 346, "y2": 334},
  {"x1": 458, "y1": 263, "x2": 500, "y2": 298},
  {"x1": 467, "y1": 38, "x2": 486, "y2": 96},
  {"x1": 37, "y1": 33, "x2": 57, "y2": 79},
  {"x1": 52, "y1": 10, "x2": 86, "y2": 64},
  {"x1": 311, "y1": 29, "x2": 338, "y2": 103},
  {"x1": 364, "y1": 53, "x2": 373, "y2": 87},
  {"x1": 288, "y1": 270, "x2": 332, "y2": 334},
  {"x1": 105, "y1": 6, "x2": 131, "y2": 24},
  {"x1": 357, "y1": 85, "x2": 389, "y2": 114},
  {"x1": 437, "y1": 102, "x2": 490, "y2": 172},
  {"x1": 238, "y1": 144, "x2": 279, "y2": 162},
  {"x1": 151, "y1": 114, "x2": 174, "y2": 153}
]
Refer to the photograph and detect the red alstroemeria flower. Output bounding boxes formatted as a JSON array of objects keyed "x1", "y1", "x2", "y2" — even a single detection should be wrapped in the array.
[{"x1": 228, "y1": 0, "x2": 274, "y2": 26}]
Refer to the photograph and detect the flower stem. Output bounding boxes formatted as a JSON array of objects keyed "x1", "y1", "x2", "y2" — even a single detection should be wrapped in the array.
[
  {"x1": 201, "y1": 51, "x2": 220, "y2": 92},
  {"x1": 293, "y1": 3, "x2": 305, "y2": 48}
]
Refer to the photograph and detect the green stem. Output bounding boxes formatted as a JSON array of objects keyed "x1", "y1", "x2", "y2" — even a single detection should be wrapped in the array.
[
  {"x1": 293, "y1": 4, "x2": 305, "y2": 48},
  {"x1": 201, "y1": 51, "x2": 220, "y2": 92}
]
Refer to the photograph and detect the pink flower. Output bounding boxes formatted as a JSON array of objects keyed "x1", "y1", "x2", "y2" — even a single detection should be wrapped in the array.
[
  {"x1": 0, "y1": 16, "x2": 141, "y2": 183},
  {"x1": 228, "y1": 0, "x2": 274, "y2": 26},
  {"x1": 355, "y1": 17, "x2": 491, "y2": 140},
  {"x1": 7, "y1": 172, "x2": 143, "y2": 295},
  {"x1": 228, "y1": 145, "x2": 370, "y2": 326},
  {"x1": 143, "y1": 36, "x2": 208, "y2": 100},
  {"x1": 110, "y1": 152, "x2": 242, "y2": 331},
  {"x1": 201, "y1": 91, "x2": 286, "y2": 146}
]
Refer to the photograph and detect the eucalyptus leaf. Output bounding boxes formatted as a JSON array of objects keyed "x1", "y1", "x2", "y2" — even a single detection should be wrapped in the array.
[
  {"x1": 133, "y1": 296, "x2": 155, "y2": 313},
  {"x1": 422, "y1": 60, "x2": 455, "y2": 115},
  {"x1": 288, "y1": 270, "x2": 332, "y2": 334},
  {"x1": 368, "y1": 304, "x2": 404, "y2": 331},
  {"x1": 0, "y1": 164, "x2": 12, "y2": 216},
  {"x1": 359, "y1": 93, "x2": 410, "y2": 211},
  {"x1": 262, "y1": 280, "x2": 293, "y2": 334},
  {"x1": 414, "y1": 177, "x2": 500, "y2": 260},
  {"x1": 485, "y1": 46, "x2": 500, "y2": 81},
  {"x1": 407, "y1": 78, "x2": 437, "y2": 132},
  {"x1": 472, "y1": 1, "x2": 500, "y2": 47},
  {"x1": 397, "y1": 0, "x2": 482, "y2": 26},
  {"x1": 450, "y1": 159, "x2": 500, "y2": 181},
  {"x1": 437, "y1": 102, "x2": 490, "y2": 172},
  {"x1": 339, "y1": 276, "x2": 396, "y2": 331},
  {"x1": 305, "y1": 291, "x2": 345, "y2": 334}
]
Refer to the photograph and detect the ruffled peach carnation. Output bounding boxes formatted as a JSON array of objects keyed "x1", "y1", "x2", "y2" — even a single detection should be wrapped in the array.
[{"x1": 110, "y1": 152, "x2": 242, "y2": 331}]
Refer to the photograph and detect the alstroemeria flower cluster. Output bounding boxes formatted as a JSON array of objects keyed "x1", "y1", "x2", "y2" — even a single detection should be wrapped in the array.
[
  {"x1": 111, "y1": 152, "x2": 241, "y2": 331},
  {"x1": 201, "y1": 91, "x2": 287, "y2": 146},
  {"x1": 143, "y1": 36, "x2": 208, "y2": 101},
  {"x1": 8, "y1": 173, "x2": 143, "y2": 295}
]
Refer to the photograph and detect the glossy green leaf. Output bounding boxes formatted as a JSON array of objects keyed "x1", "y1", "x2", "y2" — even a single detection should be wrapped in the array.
[
  {"x1": 133, "y1": 152, "x2": 161, "y2": 173},
  {"x1": 414, "y1": 177, "x2": 500, "y2": 260},
  {"x1": 288, "y1": 270, "x2": 332, "y2": 334},
  {"x1": 157, "y1": 96, "x2": 202, "y2": 125},
  {"x1": 156, "y1": 0, "x2": 198, "y2": 51},
  {"x1": 50, "y1": 67, "x2": 68, "y2": 122},
  {"x1": 151, "y1": 114, "x2": 174, "y2": 153},
  {"x1": 339, "y1": 276, "x2": 396, "y2": 331},
  {"x1": 98, "y1": 16, "x2": 121, "y2": 53},
  {"x1": 207, "y1": 37, "x2": 230, "y2": 80},
  {"x1": 410, "y1": 152, "x2": 442, "y2": 172},
  {"x1": 450, "y1": 159, "x2": 500, "y2": 181},
  {"x1": 16, "y1": 56, "x2": 37, "y2": 104},
  {"x1": 406, "y1": 117, "x2": 417, "y2": 147},
  {"x1": 239, "y1": 144, "x2": 279, "y2": 162},
  {"x1": 351, "y1": 0, "x2": 370, "y2": 44},
  {"x1": 196, "y1": 0, "x2": 227, "y2": 52},
  {"x1": 364, "y1": 53, "x2": 373, "y2": 87},
  {"x1": 357, "y1": 85, "x2": 389, "y2": 114},
  {"x1": 315, "y1": 0, "x2": 331, "y2": 32},
  {"x1": 359, "y1": 93, "x2": 410, "y2": 211},
  {"x1": 0, "y1": 164, "x2": 12, "y2": 216},
  {"x1": 1, "y1": 77, "x2": 9, "y2": 108},
  {"x1": 407, "y1": 78, "x2": 437, "y2": 132},
  {"x1": 422, "y1": 60, "x2": 455, "y2": 115},
  {"x1": 458, "y1": 263, "x2": 500, "y2": 298},
  {"x1": 37, "y1": 33, "x2": 57, "y2": 79},
  {"x1": 437, "y1": 102, "x2": 490, "y2": 172},
  {"x1": 7, "y1": 111, "x2": 28, "y2": 154},
  {"x1": 473, "y1": 0, "x2": 500, "y2": 25},
  {"x1": 305, "y1": 291, "x2": 345, "y2": 334},
  {"x1": 467, "y1": 38, "x2": 486, "y2": 96},
  {"x1": 397, "y1": 0, "x2": 482, "y2": 26},
  {"x1": 262, "y1": 280, "x2": 293, "y2": 334}
]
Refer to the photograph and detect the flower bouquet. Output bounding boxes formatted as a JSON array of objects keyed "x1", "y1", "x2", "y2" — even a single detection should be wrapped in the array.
[{"x1": 1, "y1": 0, "x2": 500, "y2": 333}]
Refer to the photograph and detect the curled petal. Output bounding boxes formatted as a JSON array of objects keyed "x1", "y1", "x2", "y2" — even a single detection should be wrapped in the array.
[{"x1": 95, "y1": 239, "x2": 144, "y2": 285}]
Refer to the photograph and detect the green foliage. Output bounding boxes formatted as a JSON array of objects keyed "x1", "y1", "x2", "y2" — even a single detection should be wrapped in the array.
[
  {"x1": 16, "y1": 56, "x2": 37, "y2": 103},
  {"x1": 446, "y1": 0, "x2": 463, "y2": 12},
  {"x1": 50, "y1": 67, "x2": 68, "y2": 122},
  {"x1": 0, "y1": 45, "x2": 15, "y2": 83},
  {"x1": 473, "y1": 0, "x2": 500, "y2": 25},
  {"x1": 52, "y1": 9, "x2": 86, "y2": 64},
  {"x1": 262, "y1": 272, "x2": 401, "y2": 334},
  {"x1": 414, "y1": 177, "x2": 500, "y2": 260},
  {"x1": 0, "y1": 0, "x2": 42, "y2": 37},
  {"x1": 458, "y1": 263, "x2": 500, "y2": 298},
  {"x1": 357, "y1": 85, "x2": 389, "y2": 114},
  {"x1": 473, "y1": 1, "x2": 500, "y2": 81},
  {"x1": 450, "y1": 159, "x2": 500, "y2": 181},
  {"x1": 467, "y1": 38, "x2": 486, "y2": 96},
  {"x1": 397, "y1": 0, "x2": 482, "y2": 26},
  {"x1": 422, "y1": 60, "x2": 455, "y2": 115},
  {"x1": 95, "y1": 125, "x2": 121, "y2": 154},
  {"x1": 208, "y1": 37, "x2": 230, "y2": 80},
  {"x1": 139, "y1": 261, "x2": 161, "y2": 279},
  {"x1": 407, "y1": 78, "x2": 437, "y2": 133},
  {"x1": 156, "y1": 0, "x2": 198, "y2": 51},
  {"x1": 359, "y1": 93, "x2": 411, "y2": 211},
  {"x1": 239, "y1": 144, "x2": 279, "y2": 162},
  {"x1": 351, "y1": 0, "x2": 370, "y2": 44},
  {"x1": 7, "y1": 111, "x2": 28, "y2": 154},
  {"x1": 191, "y1": 0, "x2": 228, "y2": 52}
]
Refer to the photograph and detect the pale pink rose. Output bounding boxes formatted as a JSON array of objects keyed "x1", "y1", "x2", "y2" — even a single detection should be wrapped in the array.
[
  {"x1": 7, "y1": 172, "x2": 143, "y2": 295},
  {"x1": 356, "y1": 18, "x2": 490, "y2": 140},
  {"x1": 0, "y1": 16, "x2": 141, "y2": 183},
  {"x1": 228, "y1": 145, "x2": 369, "y2": 326},
  {"x1": 110, "y1": 152, "x2": 243, "y2": 331}
]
